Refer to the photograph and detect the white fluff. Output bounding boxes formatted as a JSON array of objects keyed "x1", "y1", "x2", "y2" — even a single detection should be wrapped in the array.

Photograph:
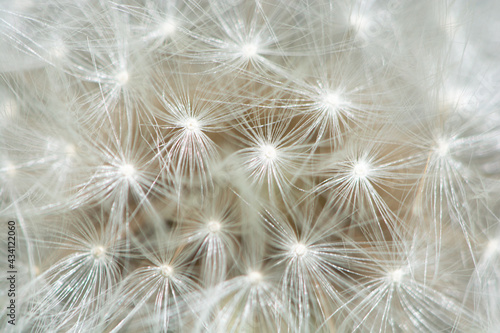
[{"x1": 0, "y1": 0, "x2": 499, "y2": 332}]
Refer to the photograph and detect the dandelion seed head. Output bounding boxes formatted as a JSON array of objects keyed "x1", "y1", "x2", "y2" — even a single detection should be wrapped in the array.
[
  {"x1": 207, "y1": 220, "x2": 222, "y2": 234},
  {"x1": 435, "y1": 138, "x2": 450, "y2": 157},
  {"x1": 291, "y1": 242, "x2": 308, "y2": 257},
  {"x1": 388, "y1": 268, "x2": 405, "y2": 284},
  {"x1": 160, "y1": 20, "x2": 177, "y2": 36},
  {"x1": 352, "y1": 160, "x2": 371, "y2": 179},
  {"x1": 260, "y1": 144, "x2": 278, "y2": 161},
  {"x1": 90, "y1": 245, "x2": 106, "y2": 260},
  {"x1": 241, "y1": 43, "x2": 259, "y2": 59},
  {"x1": 3, "y1": 162, "x2": 17, "y2": 177},
  {"x1": 159, "y1": 264, "x2": 174, "y2": 278},
  {"x1": 4, "y1": 2, "x2": 496, "y2": 331},
  {"x1": 119, "y1": 163, "x2": 136, "y2": 179},
  {"x1": 247, "y1": 270, "x2": 263, "y2": 284},
  {"x1": 321, "y1": 91, "x2": 345, "y2": 114},
  {"x1": 183, "y1": 117, "x2": 200, "y2": 133},
  {"x1": 486, "y1": 239, "x2": 499, "y2": 256},
  {"x1": 115, "y1": 70, "x2": 129, "y2": 86}
]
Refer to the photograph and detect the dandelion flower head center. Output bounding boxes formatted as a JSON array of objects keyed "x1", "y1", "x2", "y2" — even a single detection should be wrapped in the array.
[
  {"x1": 247, "y1": 270, "x2": 263, "y2": 284},
  {"x1": 352, "y1": 160, "x2": 370, "y2": 179},
  {"x1": 389, "y1": 269, "x2": 405, "y2": 284},
  {"x1": 292, "y1": 242, "x2": 308, "y2": 257},
  {"x1": 322, "y1": 91, "x2": 344, "y2": 112},
  {"x1": 207, "y1": 220, "x2": 222, "y2": 234},
  {"x1": 486, "y1": 239, "x2": 499, "y2": 256},
  {"x1": 91, "y1": 245, "x2": 106, "y2": 259},
  {"x1": 159, "y1": 264, "x2": 174, "y2": 278},
  {"x1": 120, "y1": 163, "x2": 136, "y2": 179},
  {"x1": 115, "y1": 70, "x2": 129, "y2": 86},
  {"x1": 183, "y1": 117, "x2": 200, "y2": 133},
  {"x1": 160, "y1": 20, "x2": 177, "y2": 36},
  {"x1": 435, "y1": 138, "x2": 450, "y2": 157},
  {"x1": 4, "y1": 162, "x2": 17, "y2": 177},
  {"x1": 260, "y1": 144, "x2": 278, "y2": 161},
  {"x1": 241, "y1": 43, "x2": 259, "y2": 58}
]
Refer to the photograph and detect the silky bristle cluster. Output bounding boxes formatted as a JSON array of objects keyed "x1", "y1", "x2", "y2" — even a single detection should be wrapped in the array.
[{"x1": 1, "y1": 0, "x2": 500, "y2": 332}]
